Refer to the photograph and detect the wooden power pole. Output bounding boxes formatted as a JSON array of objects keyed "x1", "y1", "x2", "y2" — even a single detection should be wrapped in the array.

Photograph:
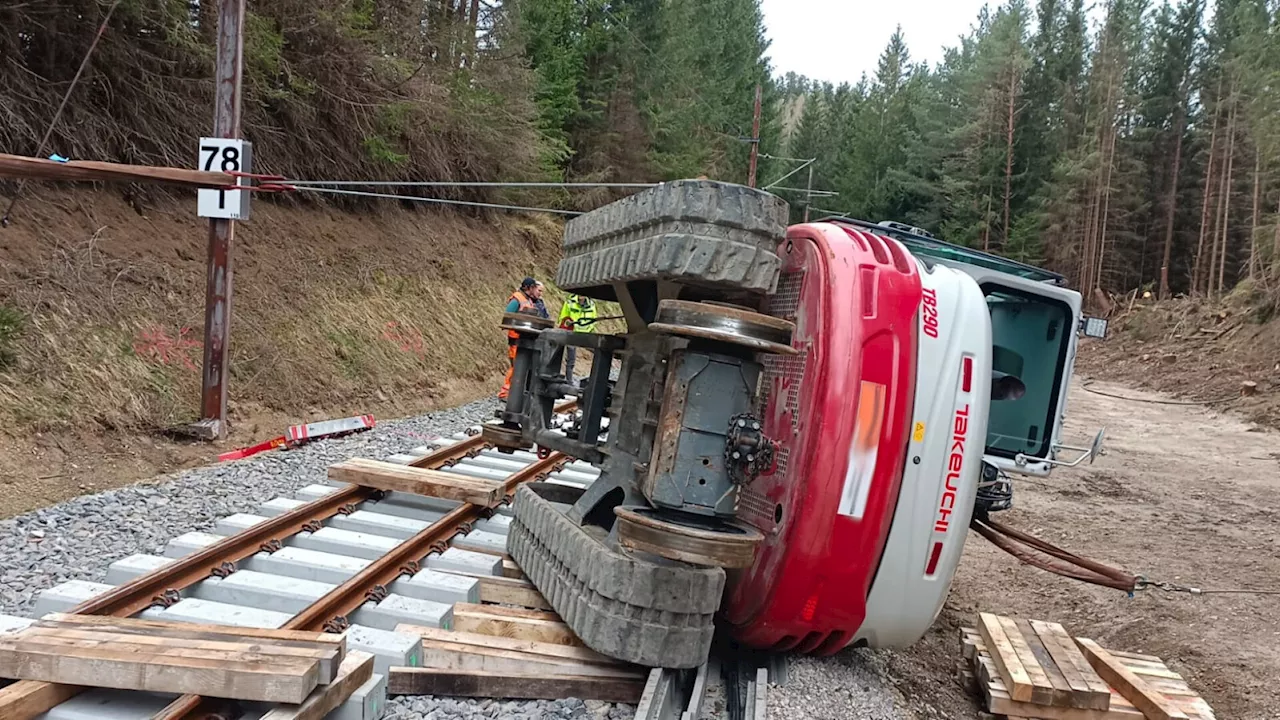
[
  {"x1": 197, "y1": 0, "x2": 246, "y2": 440},
  {"x1": 747, "y1": 84, "x2": 762, "y2": 188}
]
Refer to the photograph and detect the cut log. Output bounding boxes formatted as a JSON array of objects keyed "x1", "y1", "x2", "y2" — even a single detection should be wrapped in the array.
[
  {"x1": 396, "y1": 626, "x2": 623, "y2": 667},
  {"x1": 328, "y1": 459, "x2": 503, "y2": 505},
  {"x1": 387, "y1": 668, "x2": 644, "y2": 703}
]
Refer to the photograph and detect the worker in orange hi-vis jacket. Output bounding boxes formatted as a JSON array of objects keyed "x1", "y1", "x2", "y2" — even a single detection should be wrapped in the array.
[{"x1": 499, "y1": 277, "x2": 544, "y2": 400}]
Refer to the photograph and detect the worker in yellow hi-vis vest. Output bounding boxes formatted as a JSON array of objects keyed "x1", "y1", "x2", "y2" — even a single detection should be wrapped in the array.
[{"x1": 557, "y1": 294, "x2": 598, "y2": 382}]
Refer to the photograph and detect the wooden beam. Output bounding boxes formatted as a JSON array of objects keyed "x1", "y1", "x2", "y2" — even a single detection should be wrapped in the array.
[
  {"x1": 451, "y1": 603, "x2": 580, "y2": 646},
  {"x1": 396, "y1": 626, "x2": 622, "y2": 667},
  {"x1": 0, "y1": 679, "x2": 84, "y2": 720},
  {"x1": 978, "y1": 613, "x2": 1036, "y2": 703},
  {"x1": 1075, "y1": 638, "x2": 1189, "y2": 720},
  {"x1": 431, "y1": 570, "x2": 551, "y2": 610},
  {"x1": 0, "y1": 636, "x2": 320, "y2": 704},
  {"x1": 0, "y1": 153, "x2": 234, "y2": 189},
  {"x1": 37, "y1": 614, "x2": 344, "y2": 649},
  {"x1": 328, "y1": 459, "x2": 503, "y2": 505},
  {"x1": 18, "y1": 626, "x2": 341, "y2": 682},
  {"x1": 259, "y1": 651, "x2": 375, "y2": 720},
  {"x1": 1030, "y1": 619, "x2": 1111, "y2": 710},
  {"x1": 387, "y1": 668, "x2": 645, "y2": 703}
]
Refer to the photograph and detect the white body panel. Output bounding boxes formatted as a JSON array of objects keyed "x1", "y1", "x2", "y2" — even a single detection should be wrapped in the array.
[
  {"x1": 853, "y1": 261, "x2": 992, "y2": 648},
  {"x1": 924, "y1": 258, "x2": 1083, "y2": 477}
]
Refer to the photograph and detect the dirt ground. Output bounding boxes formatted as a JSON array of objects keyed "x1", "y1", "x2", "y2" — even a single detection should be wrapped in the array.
[{"x1": 884, "y1": 376, "x2": 1280, "y2": 719}]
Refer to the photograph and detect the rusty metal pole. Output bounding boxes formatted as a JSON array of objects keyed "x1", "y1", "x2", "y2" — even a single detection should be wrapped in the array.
[
  {"x1": 747, "y1": 84, "x2": 762, "y2": 188},
  {"x1": 197, "y1": 0, "x2": 246, "y2": 440}
]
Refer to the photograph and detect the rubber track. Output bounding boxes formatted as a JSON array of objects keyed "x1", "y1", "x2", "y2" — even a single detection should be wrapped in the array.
[
  {"x1": 556, "y1": 180, "x2": 788, "y2": 294},
  {"x1": 507, "y1": 486, "x2": 724, "y2": 669}
]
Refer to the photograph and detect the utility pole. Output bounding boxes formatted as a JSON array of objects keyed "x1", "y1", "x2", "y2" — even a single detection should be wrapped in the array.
[
  {"x1": 196, "y1": 0, "x2": 246, "y2": 440},
  {"x1": 803, "y1": 163, "x2": 814, "y2": 222},
  {"x1": 747, "y1": 84, "x2": 762, "y2": 188}
]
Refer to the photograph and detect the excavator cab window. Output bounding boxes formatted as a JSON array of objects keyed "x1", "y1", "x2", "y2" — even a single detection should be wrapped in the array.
[{"x1": 980, "y1": 285, "x2": 1072, "y2": 459}]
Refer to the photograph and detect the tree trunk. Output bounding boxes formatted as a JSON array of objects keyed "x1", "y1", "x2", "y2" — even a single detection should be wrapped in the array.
[
  {"x1": 1216, "y1": 100, "x2": 1237, "y2": 296},
  {"x1": 1003, "y1": 66, "x2": 1017, "y2": 251},
  {"x1": 1249, "y1": 146, "x2": 1261, "y2": 280},
  {"x1": 1158, "y1": 101, "x2": 1185, "y2": 299},
  {"x1": 982, "y1": 191, "x2": 993, "y2": 252},
  {"x1": 1192, "y1": 92, "x2": 1221, "y2": 296},
  {"x1": 1096, "y1": 123, "x2": 1118, "y2": 293}
]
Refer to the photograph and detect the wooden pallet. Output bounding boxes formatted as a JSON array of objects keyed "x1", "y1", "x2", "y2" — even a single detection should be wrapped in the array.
[
  {"x1": 962, "y1": 625, "x2": 1215, "y2": 720},
  {"x1": 977, "y1": 612, "x2": 1112, "y2": 709},
  {"x1": 0, "y1": 614, "x2": 347, "y2": 705}
]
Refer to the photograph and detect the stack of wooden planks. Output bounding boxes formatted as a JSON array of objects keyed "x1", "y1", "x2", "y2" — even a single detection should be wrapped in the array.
[
  {"x1": 0, "y1": 614, "x2": 372, "y2": 713},
  {"x1": 961, "y1": 613, "x2": 1215, "y2": 720}
]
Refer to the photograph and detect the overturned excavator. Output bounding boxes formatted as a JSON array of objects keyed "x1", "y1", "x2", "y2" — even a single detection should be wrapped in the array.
[{"x1": 484, "y1": 180, "x2": 1102, "y2": 669}]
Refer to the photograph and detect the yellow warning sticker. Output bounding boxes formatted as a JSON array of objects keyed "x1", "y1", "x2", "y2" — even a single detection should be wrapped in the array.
[{"x1": 912, "y1": 422, "x2": 926, "y2": 443}]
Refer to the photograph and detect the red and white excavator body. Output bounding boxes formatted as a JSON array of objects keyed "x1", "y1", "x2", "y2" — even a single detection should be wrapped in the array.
[{"x1": 723, "y1": 222, "x2": 991, "y2": 651}]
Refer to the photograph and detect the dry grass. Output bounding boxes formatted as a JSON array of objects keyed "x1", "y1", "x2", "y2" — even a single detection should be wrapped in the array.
[{"x1": 0, "y1": 188, "x2": 565, "y2": 434}]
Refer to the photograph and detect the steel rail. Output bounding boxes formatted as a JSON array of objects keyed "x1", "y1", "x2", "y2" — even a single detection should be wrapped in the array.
[{"x1": 164, "y1": 450, "x2": 569, "y2": 720}]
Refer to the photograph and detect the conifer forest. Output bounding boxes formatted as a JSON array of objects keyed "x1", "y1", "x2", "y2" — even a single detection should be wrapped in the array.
[{"x1": 4, "y1": 0, "x2": 1280, "y2": 300}]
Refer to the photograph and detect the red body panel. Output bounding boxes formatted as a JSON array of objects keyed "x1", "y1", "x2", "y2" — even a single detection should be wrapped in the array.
[{"x1": 724, "y1": 223, "x2": 922, "y2": 654}]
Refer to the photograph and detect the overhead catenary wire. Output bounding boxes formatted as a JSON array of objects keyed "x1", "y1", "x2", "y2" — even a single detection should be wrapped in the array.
[
  {"x1": 282, "y1": 180, "x2": 658, "y2": 189},
  {"x1": 292, "y1": 185, "x2": 583, "y2": 216}
]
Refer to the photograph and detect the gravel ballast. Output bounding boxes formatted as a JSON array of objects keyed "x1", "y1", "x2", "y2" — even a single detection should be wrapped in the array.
[{"x1": 766, "y1": 651, "x2": 913, "y2": 720}]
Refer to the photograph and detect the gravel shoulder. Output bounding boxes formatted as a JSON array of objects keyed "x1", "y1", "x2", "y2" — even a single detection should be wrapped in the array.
[{"x1": 0, "y1": 399, "x2": 497, "y2": 616}]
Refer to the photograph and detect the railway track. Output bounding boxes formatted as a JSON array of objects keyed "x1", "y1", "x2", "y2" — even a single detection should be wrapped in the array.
[{"x1": 0, "y1": 407, "x2": 773, "y2": 720}]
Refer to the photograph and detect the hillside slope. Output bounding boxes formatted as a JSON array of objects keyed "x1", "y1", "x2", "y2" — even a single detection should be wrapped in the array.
[{"x1": 0, "y1": 189, "x2": 562, "y2": 515}]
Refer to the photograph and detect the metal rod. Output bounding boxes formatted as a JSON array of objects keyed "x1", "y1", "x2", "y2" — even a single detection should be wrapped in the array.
[{"x1": 198, "y1": 0, "x2": 247, "y2": 439}]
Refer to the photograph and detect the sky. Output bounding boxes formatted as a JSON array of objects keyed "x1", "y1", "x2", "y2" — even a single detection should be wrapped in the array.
[{"x1": 759, "y1": 0, "x2": 996, "y2": 85}]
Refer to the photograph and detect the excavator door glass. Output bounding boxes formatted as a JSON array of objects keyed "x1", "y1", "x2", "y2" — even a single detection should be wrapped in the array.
[{"x1": 980, "y1": 284, "x2": 1073, "y2": 460}]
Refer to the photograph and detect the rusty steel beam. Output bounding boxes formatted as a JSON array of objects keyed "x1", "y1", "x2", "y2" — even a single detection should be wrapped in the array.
[{"x1": 197, "y1": 0, "x2": 247, "y2": 440}]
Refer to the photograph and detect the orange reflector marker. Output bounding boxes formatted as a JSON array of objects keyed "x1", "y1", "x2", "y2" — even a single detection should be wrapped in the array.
[{"x1": 924, "y1": 541, "x2": 945, "y2": 576}]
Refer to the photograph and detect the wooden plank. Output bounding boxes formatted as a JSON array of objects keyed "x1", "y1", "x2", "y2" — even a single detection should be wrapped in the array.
[
  {"x1": 36, "y1": 613, "x2": 343, "y2": 648},
  {"x1": 387, "y1": 668, "x2": 645, "y2": 703},
  {"x1": 1016, "y1": 618, "x2": 1076, "y2": 708},
  {"x1": 978, "y1": 613, "x2": 1036, "y2": 703},
  {"x1": 451, "y1": 603, "x2": 580, "y2": 646},
  {"x1": 996, "y1": 615, "x2": 1057, "y2": 705},
  {"x1": 259, "y1": 651, "x2": 375, "y2": 720},
  {"x1": 396, "y1": 626, "x2": 623, "y2": 667},
  {"x1": 1029, "y1": 619, "x2": 1111, "y2": 710},
  {"x1": 1033, "y1": 619, "x2": 1112, "y2": 701},
  {"x1": 1075, "y1": 638, "x2": 1189, "y2": 720},
  {"x1": 0, "y1": 638, "x2": 320, "y2": 704},
  {"x1": 1108, "y1": 650, "x2": 1165, "y2": 664},
  {"x1": 0, "y1": 679, "x2": 85, "y2": 720},
  {"x1": 412, "y1": 637, "x2": 642, "y2": 679},
  {"x1": 433, "y1": 570, "x2": 551, "y2": 610},
  {"x1": 328, "y1": 459, "x2": 503, "y2": 505},
  {"x1": 501, "y1": 557, "x2": 525, "y2": 579}
]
